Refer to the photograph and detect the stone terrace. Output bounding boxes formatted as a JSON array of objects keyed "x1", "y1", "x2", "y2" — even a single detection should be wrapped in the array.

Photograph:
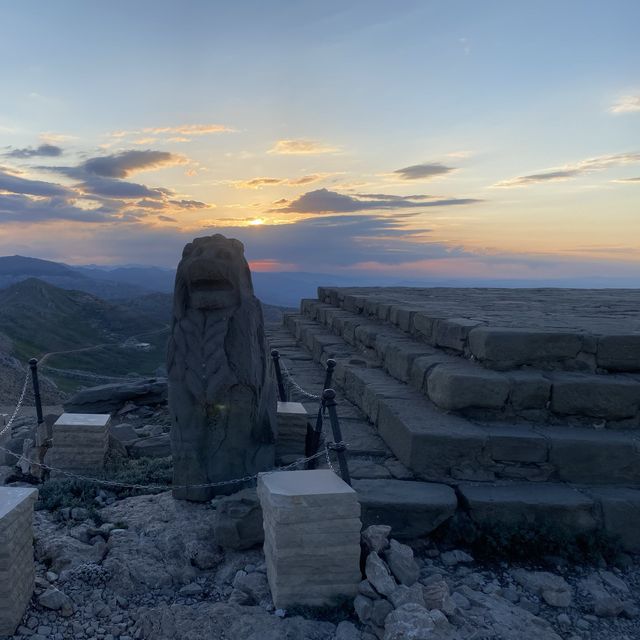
[{"x1": 272, "y1": 287, "x2": 640, "y2": 551}]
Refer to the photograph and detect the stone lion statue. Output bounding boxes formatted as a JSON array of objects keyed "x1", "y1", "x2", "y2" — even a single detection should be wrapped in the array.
[{"x1": 168, "y1": 234, "x2": 276, "y2": 500}]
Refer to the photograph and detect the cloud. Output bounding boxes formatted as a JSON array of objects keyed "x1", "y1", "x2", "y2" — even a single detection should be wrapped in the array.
[
  {"x1": 0, "y1": 168, "x2": 70, "y2": 197},
  {"x1": 77, "y1": 150, "x2": 185, "y2": 179},
  {"x1": 393, "y1": 163, "x2": 454, "y2": 180},
  {"x1": 268, "y1": 139, "x2": 339, "y2": 155},
  {"x1": 5, "y1": 144, "x2": 63, "y2": 159},
  {"x1": 495, "y1": 152, "x2": 640, "y2": 187},
  {"x1": 231, "y1": 173, "x2": 335, "y2": 189},
  {"x1": 274, "y1": 188, "x2": 480, "y2": 214},
  {"x1": 168, "y1": 199, "x2": 208, "y2": 209},
  {"x1": 609, "y1": 94, "x2": 640, "y2": 114},
  {"x1": 75, "y1": 176, "x2": 166, "y2": 199},
  {"x1": 109, "y1": 123, "x2": 233, "y2": 142},
  {"x1": 0, "y1": 194, "x2": 112, "y2": 223},
  {"x1": 612, "y1": 176, "x2": 640, "y2": 184}
]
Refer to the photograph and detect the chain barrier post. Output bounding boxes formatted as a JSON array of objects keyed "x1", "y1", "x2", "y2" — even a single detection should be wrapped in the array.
[
  {"x1": 29, "y1": 358, "x2": 44, "y2": 426},
  {"x1": 322, "y1": 388, "x2": 351, "y2": 486},
  {"x1": 270, "y1": 349, "x2": 287, "y2": 402},
  {"x1": 306, "y1": 359, "x2": 336, "y2": 468}
]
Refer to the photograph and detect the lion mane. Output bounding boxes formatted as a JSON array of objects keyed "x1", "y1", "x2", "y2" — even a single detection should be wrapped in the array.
[{"x1": 168, "y1": 234, "x2": 276, "y2": 501}]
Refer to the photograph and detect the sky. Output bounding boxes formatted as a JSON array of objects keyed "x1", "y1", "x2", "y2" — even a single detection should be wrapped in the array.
[{"x1": 1, "y1": 0, "x2": 639, "y2": 282}]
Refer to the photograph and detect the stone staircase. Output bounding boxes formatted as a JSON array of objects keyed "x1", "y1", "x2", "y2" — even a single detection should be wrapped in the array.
[{"x1": 274, "y1": 286, "x2": 640, "y2": 552}]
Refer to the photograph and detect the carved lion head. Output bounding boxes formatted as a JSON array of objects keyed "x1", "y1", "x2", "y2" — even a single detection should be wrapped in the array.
[{"x1": 174, "y1": 234, "x2": 253, "y2": 312}]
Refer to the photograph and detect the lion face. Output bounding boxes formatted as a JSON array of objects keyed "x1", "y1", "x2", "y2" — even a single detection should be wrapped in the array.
[{"x1": 178, "y1": 234, "x2": 253, "y2": 311}]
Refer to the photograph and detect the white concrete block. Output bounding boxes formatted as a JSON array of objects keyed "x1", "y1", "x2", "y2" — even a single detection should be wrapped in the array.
[
  {"x1": 276, "y1": 402, "x2": 309, "y2": 459},
  {"x1": 49, "y1": 412, "x2": 110, "y2": 472},
  {"x1": 258, "y1": 470, "x2": 362, "y2": 608},
  {"x1": 0, "y1": 487, "x2": 38, "y2": 636}
]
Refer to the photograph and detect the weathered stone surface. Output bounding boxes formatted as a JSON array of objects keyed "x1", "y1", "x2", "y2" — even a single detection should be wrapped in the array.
[
  {"x1": 98, "y1": 491, "x2": 220, "y2": 595},
  {"x1": 355, "y1": 479, "x2": 457, "y2": 539},
  {"x1": 0, "y1": 487, "x2": 38, "y2": 636},
  {"x1": 134, "y1": 602, "x2": 336, "y2": 640},
  {"x1": 426, "y1": 363, "x2": 510, "y2": 411},
  {"x1": 547, "y1": 428, "x2": 640, "y2": 485},
  {"x1": 507, "y1": 370, "x2": 551, "y2": 409},
  {"x1": 383, "y1": 603, "x2": 435, "y2": 640},
  {"x1": 389, "y1": 583, "x2": 426, "y2": 609},
  {"x1": 362, "y1": 524, "x2": 391, "y2": 554},
  {"x1": 128, "y1": 433, "x2": 171, "y2": 458},
  {"x1": 550, "y1": 373, "x2": 640, "y2": 419},
  {"x1": 459, "y1": 483, "x2": 597, "y2": 535},
  {"x1": 212, "y1": 488, "x2": 264, "y2": 550},
  {"x1": 597, "y1": 335, "x2": 640, "y2": 371},
  {"x1": 383, "y1": 540, "x2": 419, "y2": 586},
  {"x1": 275, "y1": 401, "x2": 308, "y2": 459},
  {"x1": 579, "y1": 574, "x2": 625, "y2": 617},
  {"x1": 485, "y1": 425, "x2": 548, "y2": 463},
  {"x1": 168, "y1": 235, "x2": 277, "y2": 500},
  {"x1": 468, "y1": 327, "x2": 583, "y2": 368},
  {"x1": 48, "y1": 413, "x2": 110, "y2": 473},
  {"x1": 511, "y1": 570, "x2": 572, "y2": 608},
  {"x1": 588, "y1": 487, "x2": 640, "y2": 552},
  {"x1": 64, "y1": 378, "x2": 167, "y2": 413},
  {"x1": 371, "y1": 598, "x2": 394, "y2": 627},
  {"x1": 365, "y1": 552, "x2": 397, "y2": 597}
]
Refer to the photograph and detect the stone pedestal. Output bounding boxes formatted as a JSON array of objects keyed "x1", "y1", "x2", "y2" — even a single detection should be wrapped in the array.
[
  {"x1": 0, "y1": 487, "x2": 38, "y2": 635},
  {"x1": 257, "y1": 469, "x2": 362, "y2": 608},
  {"x1": 276, "y1": 402, "x2": 309, "y2": 461},
  {"x1": 49, "y1": 413, "x2": 110, "y2": 472}
]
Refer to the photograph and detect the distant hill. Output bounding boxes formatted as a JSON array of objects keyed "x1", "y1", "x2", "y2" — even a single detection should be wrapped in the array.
[{"x1": 0, "y1": 279, "x2": 169, "y2": 392}]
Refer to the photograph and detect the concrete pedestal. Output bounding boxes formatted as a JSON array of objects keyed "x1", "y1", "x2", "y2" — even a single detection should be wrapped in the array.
[
  {"x1": 0, "y1": 487, "x2": 38, "y2": 635},
  {"x1": 258, "y1": 469, "x2": 362, "y2": 608},
  {"x1": 48, "y1": 413, "x2": 110, "y2": 472},
  {"x1": 276, "y1": 402, "x2": 308, "y2": 461}
]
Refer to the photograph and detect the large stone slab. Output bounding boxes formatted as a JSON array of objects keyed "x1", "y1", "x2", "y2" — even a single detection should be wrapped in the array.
[
  {"x1": 64, "y1": 378, "x2": 167, "y2": 413},
  {"x1": 588, "y1": 487, "x2": 640, "y2": 552},
  {"x1": 354, "y1": 479, "x2": 457, "y2": 539},
  {"x1": 550, "y1": 373, "x2": 640, "y2": 419},
  {"x1": 459, "y1": 483, "x2": 597, "y2": 535},
  {"x1": 426, "y1": 363, "x2": 510, "y2": 411},
  {"x1": 0, "y1": 487, "x2": 38, "y2": 636},
  {"x1": 597, "y1": 335, "x2": 640, "y2": 372}
]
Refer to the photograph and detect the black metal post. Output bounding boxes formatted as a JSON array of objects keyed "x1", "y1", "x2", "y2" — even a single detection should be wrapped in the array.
[
  {"x1": 306, "y1": 359, "x2": 336, "y2": 467},
  {"x1": 323, "y1": 388, "x2": 351, "y2": 485},
  {"x1": 271, "y1": 349, "x2": 287, "y2": 402},
  {"x1": 29, "y1": 358, "x2": 44, "y2": 425}
]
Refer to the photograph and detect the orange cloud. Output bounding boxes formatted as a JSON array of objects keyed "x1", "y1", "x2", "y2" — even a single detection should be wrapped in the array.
[{"x1": 268, "y1": 139, "x2": 339, "y2": 155}]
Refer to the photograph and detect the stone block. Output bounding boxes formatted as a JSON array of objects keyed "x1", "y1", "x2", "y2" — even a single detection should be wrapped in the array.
[
  {"x1": 459, "y1": 483, "x2": 597, "y2": 536},
  {"x1": 432, "y1": 318, "x2": 483, "y2": 352},
  {"x1": 485, "y1": 425, "x2": 548, "y2": 463},
  {"x1": 128, "y1": 434, "x2": 171, "y2": 459},
  {"x1": 0, "y1": 487, "x2": 38, "y2": 636},
  {"x1": 354, "y1": 479, "x2": 457, "y2": 539},
  {"x1": 49, "y1": 413, "x2": 110, "y2": 472},
  {"x1": 507, "y1": 371, "x2": 551, "y2": 410},
  {"x1": 468, "y1": 327, "x2": 583, "y2": 368},
  {"x1": 276, "y1": 402, "x2": 308, "y2": 459},
  {"x1": 547, "y1": 427, "x2": 640, "y2": 485},
  {"x1": 257, "y1": 470, "x2": 362, "y2": 608},
  {"x1": 550, "y1": 374, "x2": 640, "y2": 419},
  {"x1": 588, "y1": 487, "x2": 640, "y2": 553},
  {"x1": 426, "y1": 363, "x2": 510, "y2": 411},
  {"x1": 597, "y1": 335, "x2": 640, "y2": 372}
]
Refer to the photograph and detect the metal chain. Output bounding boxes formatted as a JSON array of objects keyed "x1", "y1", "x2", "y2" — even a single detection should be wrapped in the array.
[
  {"x1": 280, "y1": 360, "x2": 321, "y2": 400},
  {"x1": 0, "y1": 440, "x2": 348, "y2": 491},
  {"x1": 0, "y1": 368, "x2": 31, "y2": 438}
]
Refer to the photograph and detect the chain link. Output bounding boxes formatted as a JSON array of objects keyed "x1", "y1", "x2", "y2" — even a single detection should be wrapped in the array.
[
  {"x1": 0, "y1": 368, "x2": 31, "y2": 438},
  {"x1": 280, "y1": 360, "x2": 321, "y2": 400},
  {"x1": 0, "y1": 440, "x2": 348, "y2": 491}
]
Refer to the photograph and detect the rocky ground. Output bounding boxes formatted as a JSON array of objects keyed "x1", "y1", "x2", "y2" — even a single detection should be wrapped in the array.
[{"x1": 1, "y1": 488, "x2": 638, "y2": 640}]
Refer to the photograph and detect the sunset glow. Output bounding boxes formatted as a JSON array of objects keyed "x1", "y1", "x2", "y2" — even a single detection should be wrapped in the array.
[{"x1": 0, "y1": 1, "x2": 638, "y2": 284}]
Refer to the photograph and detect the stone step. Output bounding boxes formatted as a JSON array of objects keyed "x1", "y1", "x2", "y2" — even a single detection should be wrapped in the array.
[
  {"x1": 315, "y1": 286, "x2": 640, "y2": 374},
  {"x1": 292, "y1": 303, "x2": 640, "y2": 427},
  {"x1": 279, "y1": 315, "x2": 640, "y2": 488},
  {"x1": 268, "y1": 324, "x2": 640, "y2": 551}
]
